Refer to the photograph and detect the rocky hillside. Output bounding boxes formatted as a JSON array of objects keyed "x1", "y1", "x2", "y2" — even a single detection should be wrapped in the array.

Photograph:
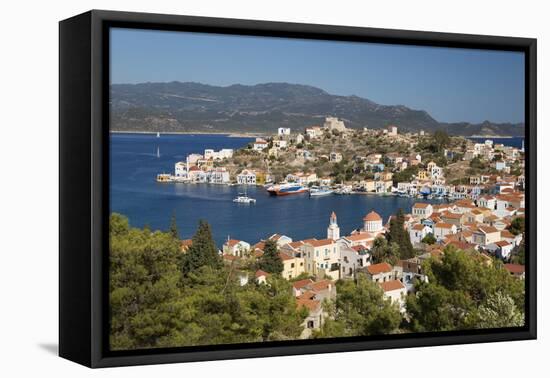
[{"x1": 110, "y1": 82, "x2": 524, "y2": 136}]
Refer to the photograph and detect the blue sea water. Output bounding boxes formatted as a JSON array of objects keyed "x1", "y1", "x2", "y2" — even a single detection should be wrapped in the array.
[
  {"x1": 467, "y1": 137, "x2": 524, "y2": 149},
  {"x1": 111, "y1": 133, "x2": 442, "y2": 247}
]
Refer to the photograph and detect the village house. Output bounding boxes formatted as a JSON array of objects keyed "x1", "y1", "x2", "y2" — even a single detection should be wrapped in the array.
[
  {"x1": 380, "y1": 280, "x2": 407, "y2": 312},
  {"x1": 236, "y1": 169, "x2": 257, "y2": 185},
  {"x1": 305, "y1": 126, "x2": 322, "y2": 139},
  {"x1": 300, "y1": 238, "x2": 340, "y2": 279},
  {"x1": 409, "y1": 223, "x2": 432, "y2": 245},
  {"x1": 267, "y1": 233, "x2": 293, "y2": 247},
  {"x1": 222, "y1": 239, "x2": 251, "y2": 257},
  {"x1": 412, "y1": 203, "x2": 433, "y2": 219},
  {"x1": 398, "y1": 257, "x2": 429, "y2": 292},
  {"x1": 279, "y1": 252, "x2": 305, "y2": 280},
  {"x1": 362, "y1": 262, "x2": 398, "y2": 283},
  {"x1": 273, "y1": 139, "x2": 288, "y2": 149},
  {"x1": 440, "y1": 211, "x2": 465, "y2": 226},
  {"x1": 434, "y1": 222, "x2": 458, "y2": 241},
  {"x1": 472, "y1": 225, "x2": 501, "y2": 247},
  {"x1": 255, "y1": 270, "x2": 269, "y2": 284},
  {"x1": 486, "y1": 240, "x2": 514, "y2": 260},
  {"x1": 339, "y1": 244, "x2": 371, "y2": 278},
  {"x1": 252, "y1": 138, "x2": 268, "y2": 151}
]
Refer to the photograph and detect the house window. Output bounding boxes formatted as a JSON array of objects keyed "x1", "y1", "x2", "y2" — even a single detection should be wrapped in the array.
[
  {"x1": 307, "y1": 320, "x2": 314, "y2": 329},
  {"x1": 291, "y1": 263, "x2": 295, "y2": 268}
]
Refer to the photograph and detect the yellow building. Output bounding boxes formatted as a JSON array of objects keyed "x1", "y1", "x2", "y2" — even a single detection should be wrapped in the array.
[
  {"x1": 280, "y1": 252, "x2": 305, "y2": 280},
  {"x1": 417, "y1": 170, "x2": 429, "y2": 180}
]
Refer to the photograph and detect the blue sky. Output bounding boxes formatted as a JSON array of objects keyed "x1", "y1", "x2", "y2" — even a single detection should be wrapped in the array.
[{"x1": 110, "y1": 28, "x2": 525, "y2": 124}]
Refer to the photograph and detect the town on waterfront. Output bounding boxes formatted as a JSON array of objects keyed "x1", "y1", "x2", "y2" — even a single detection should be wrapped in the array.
[{"x1": 109, "y1": 29, "x2": 527, "y2": 351}]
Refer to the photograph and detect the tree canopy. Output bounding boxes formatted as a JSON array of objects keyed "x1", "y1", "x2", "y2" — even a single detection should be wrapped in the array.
[
  {"x1": 406, "y1": 247, "x2": 525, "y2": 332},
  {"x1": 109, "y1": 214, "x2": 306, "y2": 350},
  {"x1": 181, "y1": 220, "x2": 222, "y2": 275},
  {"x1": 314, "y1": 276, "x2": 401, "y2": 338}
]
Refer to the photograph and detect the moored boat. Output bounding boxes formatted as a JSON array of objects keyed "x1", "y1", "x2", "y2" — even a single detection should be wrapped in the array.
[
  {"x1": 266, "y1": 183, "x2": 309, "y2": 196},
  {"x1": 310, "y1": 186, "x2": 334, "y2": 197}
]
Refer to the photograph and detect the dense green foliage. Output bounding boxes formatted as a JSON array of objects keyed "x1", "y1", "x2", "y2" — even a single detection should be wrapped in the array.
[
  {"x1": 421, "y1": 233, "x2": 437, "y2": 245},
  {"x1": 371, "y1": 237, "x2": 400, "y2": 265},
  {"x1": 387, "y1": 209, "x2": 415, "y2": 259},
  {"x1": 507, "y1": 217, "x2": 525, "y2": 236},
  {"x1": 110, "y1": 214, "x2": 305, "y2": 350},
  {"x1": 258, "y1": 239, "x2": 284, "y2": 274},
  {"x1": 314, "y1": 276, "x2": 401, "y2": 338},
  {"x1": 406, "y1": 247, "x2": 525, "y2": 332}
]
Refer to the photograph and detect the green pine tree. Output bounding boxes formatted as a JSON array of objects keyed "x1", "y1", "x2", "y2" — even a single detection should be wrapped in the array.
[
  {"x1": 181, "y1": 220, "x2": 221, "y2": 275},
  {"x1": 258, "y1": 239, "x2": 284, "y2": 274},
  {"x1": 169, "y1": 212, "x2": 179, "y2": 240},
  {"x1": 387, "y1": 208, "x2": 414, "y2": 259}
]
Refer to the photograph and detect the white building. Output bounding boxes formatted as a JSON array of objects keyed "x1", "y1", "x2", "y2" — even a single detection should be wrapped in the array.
[
  {"x1": 252, "y1": 139, "x2": 268, "y2": 151},
  {"x1": 380, "y1": 280, "x2": 407, "y2": 312},
  {"x1": 412, "y1": 203, "x2": 433, "y2": 219},
  {"x1": 278, "y1": 127, "x2": 291, "y2": 136},
  {"x1": 434, "y1": 222, "x2": 457, "y2": 241},
  {"x1": 206, "y1": 168, "x2": 230, "y2": 184},
  {"x1": 237, "y1": 169, "x2": 257, "y2": 185},
  {"x1": 387, "y1": 125, "x2": 398, "y2": 136},
  {"x1": 174, "y1": 161, "x2": 189, "y2": 179},
  {"x1": 327, "y1": 211, "x2": 340, "y2": 240},
  {"x1": 409, "y1": 224, "x2": 431, "y2": 245},
  {"x1": 204, "y1": 148, "x2": 234, "y2": 160}
]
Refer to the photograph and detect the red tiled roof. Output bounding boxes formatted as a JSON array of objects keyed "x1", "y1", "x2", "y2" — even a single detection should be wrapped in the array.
[
  {"x1": 379, "y1": 280, "x2": 405, "y2": 292},
  {"x1": 413, "y1": 203, "x2": 431, "y2": 208},
  {"x1": 292, "y1": 279, "x2": 314, "y2": 290},
  {"x1": 435, "y1": 222, "x2": 454, "y2": 229},
  {"x1": 504, "y1": 264, "x2": 525, "y2": 274},
  {"x1": 296, "y1": 298, "x2": 320, "y2": 312},
  {"x1": 255, "y1": 269, "x2": 270, "y2": 278},
  {"x1": 305, "y1": 238, "x2": 334, "y2": 247},
  {"x1": 278, "y1": 252, "x2": 294, "y2": 261},
  {"x1": 225, "y1": 239, "x2": 241, "y2": 247},
  {"x1": 367, "y1": 262, "x2": 392, "y2": 275},
  {"x1": 310, "y1": 280, "x2": 332, "y2": 292}
]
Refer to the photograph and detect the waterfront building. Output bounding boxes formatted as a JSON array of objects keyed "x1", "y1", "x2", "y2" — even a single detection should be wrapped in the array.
[
  {"x1": 363, "y1": 211, "x2": 383, "y2": 233},
  {"x1": 327, "y1": 211, "x2": 340, "y2": 240},
  {"x1": 267, "y1": 233, "x2": 293, "y2": 247},
  {"x1": 237, "y1": 169, "x2": 257, "y2": 185},
  {"x1": 174, "y1": 161, "x2": 189, "y2": 180},
  {"x1": 206, "y1": 168, "x2": 230, "y2": 184},
  {"x1": 187, "y1": 153, "x2": 203, "y2": 164}
]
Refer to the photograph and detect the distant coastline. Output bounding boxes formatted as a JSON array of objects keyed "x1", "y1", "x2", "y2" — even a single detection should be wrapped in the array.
[
  {"x1": 468, "y1": 135, "x2": 519, "y2": 139},
  {"x1": 110, "y1": 130, "x2": 263, "y2": 138}
]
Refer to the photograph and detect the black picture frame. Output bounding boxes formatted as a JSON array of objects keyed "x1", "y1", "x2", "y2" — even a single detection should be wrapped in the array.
[{"x1": 59, "y1": 9, "x2": 537, "y2": 368}]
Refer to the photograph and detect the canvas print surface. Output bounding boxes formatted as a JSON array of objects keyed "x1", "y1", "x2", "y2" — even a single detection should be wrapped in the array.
[{"x1": 109, "y1": 28, "x2": 527, "y2": 351}]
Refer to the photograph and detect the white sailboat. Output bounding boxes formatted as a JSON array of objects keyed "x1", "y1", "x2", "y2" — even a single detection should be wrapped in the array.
[{"x1": 156, "y1": 132, "x2": 160, "y2": 138}]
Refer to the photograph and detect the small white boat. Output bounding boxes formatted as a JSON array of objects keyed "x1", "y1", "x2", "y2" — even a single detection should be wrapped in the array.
[
  {"x1": 156, "y1": 132, "x2": 160, "y2": 138},
  {"x1": 310, "y1": 186, "x2": 334, "y2": 197},
  {"x1": 233, "y1": 195, "x2": 256, "y2": 204}
]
